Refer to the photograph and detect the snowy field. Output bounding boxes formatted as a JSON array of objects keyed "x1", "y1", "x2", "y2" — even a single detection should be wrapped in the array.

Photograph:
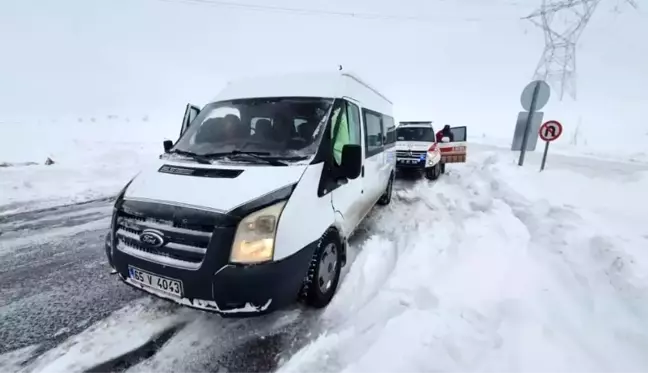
[
  {"x1": 0, "y1": 118, "x2": 178, "y2": 215},
  {"x1": 2, "y1": 125, "x2": 648, "y2": 371}
]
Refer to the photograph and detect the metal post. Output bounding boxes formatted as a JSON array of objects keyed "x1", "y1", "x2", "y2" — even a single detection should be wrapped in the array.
[
  {"x1": 540, "y1": 141, "x2": 549, "y2": 171},
  {"x1": 518, "y1": 82, "x2": 540, "y2": 166}
]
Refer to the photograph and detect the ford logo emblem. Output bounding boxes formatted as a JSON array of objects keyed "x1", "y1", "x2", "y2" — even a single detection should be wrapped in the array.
[{"x1": 139, "y1": 229, "x2": 164, "y2": 248}]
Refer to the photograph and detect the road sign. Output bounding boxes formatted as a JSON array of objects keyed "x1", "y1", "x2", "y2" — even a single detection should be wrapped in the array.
[
  {"x1": 539, "y1": 120, "x2": 563, "y2": 142},
  {"x1": 521, "y1": 80, "x2": 550, "y2": 111},
  {"x1": 517, "y1": 80, "x2": 551, "y2": 167},
  {"x1": 512, "y1": 111, "x2": 544, "y2": 151},
  {"x1": 539, "y1": 120, "x2": 563, "y2": 171}
]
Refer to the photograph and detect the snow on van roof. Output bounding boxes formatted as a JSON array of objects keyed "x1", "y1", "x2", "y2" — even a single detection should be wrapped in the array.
[
  {"x1": 399, "y1": 121, "x2": 434, "y2": 127},
  {"x1": 211, "y1": 71, "x2": 392, "y2": 114}
]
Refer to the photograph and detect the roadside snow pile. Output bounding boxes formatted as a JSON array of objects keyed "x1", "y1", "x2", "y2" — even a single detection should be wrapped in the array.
[
  {"x1": 279, "y1": 150, "x2": 648, "y2": 372},
  {"x1": 0, "y1": 118, "x2": 177, "y2": 215}
]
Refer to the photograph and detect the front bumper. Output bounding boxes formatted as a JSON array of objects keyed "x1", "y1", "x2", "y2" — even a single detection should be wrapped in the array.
[
  {"x1": 396, "y1": 158, "x2": 428, "y2": 169},
  {"x1": 104, "y1": 198, "x2": 317, "y2": 316},
  {"x1": 110, "y1": 242, "x2": 316, "y2": 316}
]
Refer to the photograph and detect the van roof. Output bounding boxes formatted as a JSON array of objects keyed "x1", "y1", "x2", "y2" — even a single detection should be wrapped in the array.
[
  {"x1": 399, "y1": 121, "x2": 434, "y2": 127},
  {"x1": 211, "y1": 71, "x2": 393, "y2": 115}
]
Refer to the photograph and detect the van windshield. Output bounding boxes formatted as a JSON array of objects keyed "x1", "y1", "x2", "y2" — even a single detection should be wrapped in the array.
[
  {"x1": 172, "y1": 97, "x2": 334, "y2": 163},
  {"x1": 396, "y1": 127, "x2": 435, "y2": 142}
]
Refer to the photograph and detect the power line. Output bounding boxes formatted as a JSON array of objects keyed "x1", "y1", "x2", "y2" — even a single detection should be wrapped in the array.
[{"x1": 152, "y1": 0, "x2": 501, "y2": 23}]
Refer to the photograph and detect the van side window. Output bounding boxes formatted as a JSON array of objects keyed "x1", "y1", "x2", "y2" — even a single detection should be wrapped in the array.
[
  {"x1": 346, "y1": 101, "x2": 362, "y2": 148},
  {"x1": 363, "y1": 109, "x2": 383, "y2": 158},
  {"x1": 383, "y1": 115, "x2": 396, "y2": 148},
  {"x1": 331, "y1": 100, "x2": 362, "y2": 165},
  {"x1": 330, "y1": 103, "x2": 347, "y2": 165}
]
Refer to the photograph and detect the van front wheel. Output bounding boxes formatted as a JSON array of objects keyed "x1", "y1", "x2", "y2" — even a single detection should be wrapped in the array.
[
  {"x1": 425, "y1": 163, "x2": 441, "y2": 180},
  {"x1": 377, "y1": 175, "x2": 393, "y2": 206},
  {"x1": 301, "y1": 230, "x2": 342, "y2": 308}
]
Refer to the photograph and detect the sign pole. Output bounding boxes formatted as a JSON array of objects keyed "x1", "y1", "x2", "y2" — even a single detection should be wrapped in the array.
[
  {"x1": 537, "y1": 120, "x2": 563, "y2": 171},
  {"x1": 518, "y1": 82, "x2": 540, "y2": 166},
  {"x1": 540, "y1": 140, "x2": 550, "y2": 171}
]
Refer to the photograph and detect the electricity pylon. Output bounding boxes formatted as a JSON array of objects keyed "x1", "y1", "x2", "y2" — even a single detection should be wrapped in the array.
[{"x1": 524, "y1": 0, "x2": 637, "y2": 101}]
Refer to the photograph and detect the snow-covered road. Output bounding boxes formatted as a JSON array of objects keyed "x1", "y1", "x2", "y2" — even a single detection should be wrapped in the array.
[{"x1": 2, "y1": 144, "x2": 648, "y2": 372}]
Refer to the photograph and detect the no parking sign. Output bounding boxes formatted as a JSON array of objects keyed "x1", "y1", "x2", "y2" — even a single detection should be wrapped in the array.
[
  {"x1": 539, "y1": 120, "x2": 563, "y2": 142},
  {"x1": 539, "y1": 120, "x2": 563, "y2": 171}
]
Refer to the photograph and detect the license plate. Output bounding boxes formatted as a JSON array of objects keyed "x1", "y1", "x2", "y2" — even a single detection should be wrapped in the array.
[
  {"x1": 398, "y1": 159, "x2": 418, "y2": 164},
  {"x1": 128, "y1": 266, "x2": 183, "y2": 297}
]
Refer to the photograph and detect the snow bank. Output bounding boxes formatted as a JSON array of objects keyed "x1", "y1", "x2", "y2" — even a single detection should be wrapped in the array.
[
  {"x1": 279, "y1": 149, "x2": 648, "y2": 372},
  {"x1": 0, "y1": 345, "x2": 40, "y2": 372},
  {"x1": 0, "y1": 118, "x2": 177, "y2": 215}
]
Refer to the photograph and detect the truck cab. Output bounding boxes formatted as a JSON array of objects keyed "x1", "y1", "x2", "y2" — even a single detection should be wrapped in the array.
[{"x1": 104, "y1": 71, "x2": 396, "y2": 316}]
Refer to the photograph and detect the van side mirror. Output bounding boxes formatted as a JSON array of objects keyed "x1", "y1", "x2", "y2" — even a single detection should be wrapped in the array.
[
  {"x1": 441, "y1": 136, "x2": 450, "y2": 143},
  {"x1": 163, "y1": 140, "x2": 173, "y2": 153},
  {"x1": 340, "y1": 144, "x2": 362, "y2": 180}
]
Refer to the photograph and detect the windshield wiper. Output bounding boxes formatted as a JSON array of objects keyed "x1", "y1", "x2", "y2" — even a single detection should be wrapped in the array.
[
  {"x1": 272, "y1": 155, "x2": 310, "y2": 161},
  {"x1": 201, "y1": 150, "x2": 289, "y2": 166},
  {"x1": 168, "y1": 150, "x2": 212, "y2": 164}
]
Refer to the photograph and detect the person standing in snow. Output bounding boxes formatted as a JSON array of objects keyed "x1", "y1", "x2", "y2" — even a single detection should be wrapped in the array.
[{"x1": 436, "y1": 124, "x2": 455, "y2": 143}]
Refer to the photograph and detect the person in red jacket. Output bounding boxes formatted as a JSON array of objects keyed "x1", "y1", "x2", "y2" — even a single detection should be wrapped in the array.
[{"x1": 436, "y1": 124, "x2": 455, "y2": 143}]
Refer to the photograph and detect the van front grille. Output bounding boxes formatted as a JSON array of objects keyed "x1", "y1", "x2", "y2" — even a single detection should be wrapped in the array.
[
  {"x1": 396, "y1": 150, "x2": 426, "y2": 158},
  {"x1": 115, "y1": 211, "x2": 213, "y2": 270}
]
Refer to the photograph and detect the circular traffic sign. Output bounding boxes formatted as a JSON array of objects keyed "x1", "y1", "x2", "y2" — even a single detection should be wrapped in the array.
[
  {"x1": 539, "y1": 120, "x2": 563, "y2": 142},
  {"x1": 521, "y1": 80, "x2": 551, "y2": 111}
]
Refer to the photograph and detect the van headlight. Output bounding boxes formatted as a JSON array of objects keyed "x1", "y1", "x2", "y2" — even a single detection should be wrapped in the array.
[{"x1": 230, "y1": 201, "x2": 287, "y2": 264}]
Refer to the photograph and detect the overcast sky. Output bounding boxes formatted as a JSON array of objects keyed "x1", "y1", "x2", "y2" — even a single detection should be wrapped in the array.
[{"x1": 1, "y1": 0, "x2": 646, "y2": 150}]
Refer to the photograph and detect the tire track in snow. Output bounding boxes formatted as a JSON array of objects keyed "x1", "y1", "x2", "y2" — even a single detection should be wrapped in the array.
[
  {"x1": 278, "y1": 174, "x2": 474, "y2": 373},
  {"x1": 324, "y1": 176, "x2": 444, "y2": 324},
  {"x1": 12, "y1": 298, "x2": 191, "y2": 373},
  {"x1": 460, "y1": 152, "x2": 648, "y2": 371},
  {"x1": 484, "y1": 153, "x2": 648, "y2": 311}
]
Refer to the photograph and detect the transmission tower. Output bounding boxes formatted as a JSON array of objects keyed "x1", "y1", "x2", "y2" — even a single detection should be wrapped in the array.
[{"x1": 524, "y1": 0, "x2": 637, "y2": 101}]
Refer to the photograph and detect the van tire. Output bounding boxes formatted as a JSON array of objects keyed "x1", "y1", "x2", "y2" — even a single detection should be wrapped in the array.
[
  {"x1": 440, "y1": 162, "x2": 446, "y2": 174},
  {"x1": 377, "y1": 174, "x2": 393, "y2": 206},
  {"x1": 301, "y1": 230, "x2": 342, "y2": 308},
  {"x1": 425, "y1": 163, "x2": 441, "y2": 180}
]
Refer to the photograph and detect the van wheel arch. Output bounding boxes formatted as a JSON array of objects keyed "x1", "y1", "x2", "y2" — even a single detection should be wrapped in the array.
[{"x1": 299, "y1": 227, "x2": 345, "y2": 307}]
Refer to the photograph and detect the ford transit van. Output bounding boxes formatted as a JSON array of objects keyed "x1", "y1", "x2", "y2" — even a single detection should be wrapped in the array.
[{"x1": 104, "y1": 71, "x2": 396, "y2": 316}]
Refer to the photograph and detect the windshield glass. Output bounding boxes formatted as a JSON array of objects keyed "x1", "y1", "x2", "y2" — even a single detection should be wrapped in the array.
[
  {"x1": 172, "y1": 97, "x2": 334, "y2": 161},
  {"x1": 396, "y1": 127, "x2": 435, "y2": 142}
]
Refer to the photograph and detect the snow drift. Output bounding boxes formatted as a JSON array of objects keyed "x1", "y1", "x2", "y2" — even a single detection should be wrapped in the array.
[{"x1": 279, "y1": 148, "x2": 648, "y2": 372}]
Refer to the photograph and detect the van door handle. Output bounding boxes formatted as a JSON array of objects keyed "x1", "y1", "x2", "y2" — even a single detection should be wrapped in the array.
[{"x1": 361, "y1": 166, "x2": 365, "y2": 177}]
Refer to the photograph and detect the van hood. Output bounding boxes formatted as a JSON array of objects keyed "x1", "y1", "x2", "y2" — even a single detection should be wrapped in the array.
[
  {"x1": 124, "y1": 160, "x2": 307, "y2": 213},
  {"x1": 395, "y1": 141, "x2": 432, "y2": 152}
]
